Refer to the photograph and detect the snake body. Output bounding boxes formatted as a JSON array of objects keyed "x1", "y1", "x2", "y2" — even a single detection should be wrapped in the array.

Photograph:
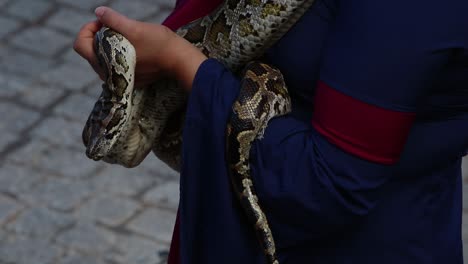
[
  {"x1": 82, "y1": 1, "x2": 315, "y2": 263},
  {"x1": 226, "y1": 62, "x2": 291, "y2": 263}
]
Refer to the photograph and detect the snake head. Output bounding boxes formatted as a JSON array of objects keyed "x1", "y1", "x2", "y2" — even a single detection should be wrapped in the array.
[
  {"x1": 83, "y1": 134, "x2": 107, "y2": 161},
  {"x1": 82, "y1": 88, "x2": 123, "y2": 161},
  {"x1": 82, "y1": 117, "x2": 114, "y2": 161},
  {"x1": 83, "y1": 27, "x2": 136, "y2": 163}
]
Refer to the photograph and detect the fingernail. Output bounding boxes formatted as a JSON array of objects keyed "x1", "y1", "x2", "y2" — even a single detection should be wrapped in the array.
[{"x1": 95, "y1": 6, "x2": 106, "y2": 18}]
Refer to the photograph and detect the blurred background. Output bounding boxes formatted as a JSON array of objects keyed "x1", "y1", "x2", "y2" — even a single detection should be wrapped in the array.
[{"x1": 0, "y1": 0, "x2": 467, "y2": 264}]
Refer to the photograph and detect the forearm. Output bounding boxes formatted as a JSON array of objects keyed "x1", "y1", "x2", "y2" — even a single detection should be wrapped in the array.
[{"x1": 165, "y1": 31, "x2": 208, "y2": 91}]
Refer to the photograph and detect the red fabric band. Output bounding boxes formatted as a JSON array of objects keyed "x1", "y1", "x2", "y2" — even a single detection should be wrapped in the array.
[
  {"x1": 163, "y1": 0, "x2": 223, "y2": 30},
  {"x1": 311, "y1": 81, "x2": 416, "y2": 165}
]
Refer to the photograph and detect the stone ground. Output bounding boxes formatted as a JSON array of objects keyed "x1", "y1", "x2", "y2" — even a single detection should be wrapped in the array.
[
  {"x1": 0, "y1": 1, "x2": 178, "y2": 263},
  {"x1": 0, "y1": 1, "x2": 467, "y2": 264}
]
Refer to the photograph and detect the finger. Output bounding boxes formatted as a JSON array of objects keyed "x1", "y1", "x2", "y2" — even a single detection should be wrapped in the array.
[
  {"x1": 95, "y1": 6, "x2": 138, "y2": 39},
  {"x1": 73, "y1": 20, "x2": 101, "y2": 61},
  {"x1": 73, "y1": 20, "x2": 106, "y2": 80}
]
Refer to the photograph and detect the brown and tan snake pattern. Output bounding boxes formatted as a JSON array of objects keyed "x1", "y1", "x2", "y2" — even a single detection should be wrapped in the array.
[{"x1": 82, "y1": 1, "x2": 316, "y2": 263}]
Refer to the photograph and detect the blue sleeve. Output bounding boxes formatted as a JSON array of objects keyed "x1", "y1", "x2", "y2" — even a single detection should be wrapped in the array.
[{"x1": 186, "y1": 58, "x2": 240, "y2": 125}]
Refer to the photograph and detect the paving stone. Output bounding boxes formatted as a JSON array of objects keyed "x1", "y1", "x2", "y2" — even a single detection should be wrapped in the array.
[
  {"x1": 23, "y1": 177, "x2": 93, "y2": 211},
  {"x1": 0, "y1": 229, "x2": 7, "y2": 243},
  {"x1": 0, "y1": 73, "x2": 30, "y2": 98},
  {"x1": 60, "y1": 94, "x2": 96, "y2": 123},
  {"x1": 463, "y1": 212, "x2": 468, "y2": 240},
  {"x1": 0, "y1": 0, "x2": 9, "y2": 8},
  {"x1": 0, "y1": 236, "x2": 62, "y2": 264},
  {"x1": 77, "y1": 195, "x2": 140, "y2": 227},
  {"x1": 11, "y1": 27, "x2": 71, "y2": 56},
  {"x1": 31, "y1": 115, "x2": 84, "y2": 149},
  {"x1": 6, "y1": 0, "x2": 54, "y2": 22},
  {"x1": 110, "y1": 0, "x2": 160, "y2": 20},
  {"x1": 144, "y1": 11, "x2": 171, "y2": 24},
  {"x1": 0, "y1": 195, "x2": 22, "y2": 225},
  {"x1": 110, "y1": 234, "x2": 167, "y2": 264},
  {"x1": 0, "y1": 164, "x2": 48, "y2": 197},
  {"x1": 0, "y1": 132, "x2": 17, "y2": 151},
  {"x1": 0, "y1": 16, "x2": 21, "y2": 38},
  {"x1": 93, "y1": 159, "x2": 159, "y2": 196},
  {"x1": 7, "y1": 207, "x2": 74, "y2": 239},
  {"x1": 127, "y1": 208, "x2": 176, "y2": 243},
  {"x1": 153, "y1": 0, "x2": 176, "y2": 9},
  {"x1": 61, "y1": 251, "x2": 106, "y2": 264},
  {"x1": 62, "y1": 48, "x2": 96, "y2": 69},
  {"x1": 0, "y1": 43, "x2": 7, "y2": 59},
  {"x1": 8, "y1": 140, "x2": 101, "y2": 179},
  {"x1": 56, "y1": 221, "x2": 117, "y2": 253},
  {"x1": 54, "y1": 93, "x2": 96, "y2": 122},
  {"x1": 143, "y1": 181, "x2": 179, "y2": 210},
  {"x1": 40, "y1": 61, "x2": 97, "y2": 91},
  {"x1": 0, "y1": 46, "x2": 54, "y2": 76},
  {"x1": 91, "y1": 172, "x2": 156, "y2": 197},
  {"x1": 138, "y1": 0, "x2": 174, "y2": 13},
  {"x1": 0, "y1": 102, "x2": 40, "y2": 134},
  {"x1": 0, "y1": 1, "x2": 221, "y2": 264},
  {"x1": 56, "y1": 0, "x2": 108, "y2": 11},
  {"x1": 46, "y1": 8, "x2": 95, "y2": 35},
  {"x1": 93, "y1": 154, "x2": 179, "y2": 196},
  {"x1": 18, "y1": 82, "x2": 66, "y2": 109},
  {"x1": 138, "y1": 155, "x2": 179, "y2": 180}
]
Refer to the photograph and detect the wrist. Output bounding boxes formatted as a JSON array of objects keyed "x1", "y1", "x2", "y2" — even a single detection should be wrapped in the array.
[{"x1": 166, "y1": 34, "x2": 207, "y2": 91}]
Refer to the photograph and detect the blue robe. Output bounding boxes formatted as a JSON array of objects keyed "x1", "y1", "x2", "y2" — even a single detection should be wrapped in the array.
[{"x1": 168, "y1": 0, "x2": 468, "y2": 263}]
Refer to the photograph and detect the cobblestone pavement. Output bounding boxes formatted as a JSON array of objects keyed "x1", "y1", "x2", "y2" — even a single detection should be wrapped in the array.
[
  {"x1": 0, "y1": 1, "x2": 178, "y2": 263},
  {"x1": 0, "y1": 1, "x2": 467, "y2": 264}
]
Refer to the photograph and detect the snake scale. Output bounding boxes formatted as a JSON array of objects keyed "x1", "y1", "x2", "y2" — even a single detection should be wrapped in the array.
[{"x1": 82, "y1": 0, "x2": 316, "y2": 263}]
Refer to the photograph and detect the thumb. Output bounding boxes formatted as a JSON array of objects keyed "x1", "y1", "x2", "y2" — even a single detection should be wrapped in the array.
[{"x1": 95, "y1": 6, "x2": 137, "y2": 38}]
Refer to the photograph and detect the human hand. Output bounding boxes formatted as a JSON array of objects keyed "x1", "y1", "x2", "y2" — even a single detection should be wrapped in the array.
[{"x1": 73, "y1": 6, "x2": 207, "y2": 90}]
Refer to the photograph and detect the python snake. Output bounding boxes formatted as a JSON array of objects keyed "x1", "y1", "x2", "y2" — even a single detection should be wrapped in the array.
[{"x1": 82, "y1": 1, "x2": 315, "y2": 263}]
